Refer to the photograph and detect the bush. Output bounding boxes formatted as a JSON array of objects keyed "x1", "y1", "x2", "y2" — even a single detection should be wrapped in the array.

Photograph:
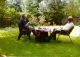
[{"x1": 4, "y1": 7, "x2": 20, "y2": 21}]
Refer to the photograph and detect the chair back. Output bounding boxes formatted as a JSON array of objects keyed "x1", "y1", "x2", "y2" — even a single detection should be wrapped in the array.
[
  {"x1": 68, "y1": 26, "x2": 74, "y2": 34},
  {"x1": 60, "y1": 26, "x2": 74, "y2": 35}
]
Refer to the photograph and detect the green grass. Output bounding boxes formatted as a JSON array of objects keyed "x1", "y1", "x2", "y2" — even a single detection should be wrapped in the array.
[{"x1": 0, "y1": 27, "x2": 80, "y2": 57}]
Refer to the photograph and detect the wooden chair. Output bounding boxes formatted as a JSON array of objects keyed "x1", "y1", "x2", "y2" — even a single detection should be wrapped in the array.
[
  {"x1": 57, "y1": 26, "x2": 74, "y2": 41},
  {"x1": 18, "y1": 22, "x2": 31, "y2": 40}
]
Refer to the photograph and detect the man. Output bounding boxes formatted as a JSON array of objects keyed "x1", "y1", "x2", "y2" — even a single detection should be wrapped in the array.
[
  {"x1": 50, "y1": 16, "x2": 74, "y2": 40},
  {"x1": 18, "y1": 14, "x2": 31, "y2": 40}
]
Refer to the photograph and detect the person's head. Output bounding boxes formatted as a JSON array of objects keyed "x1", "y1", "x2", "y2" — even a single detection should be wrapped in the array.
[
  {"x1": 21, "y1": 14, "x2": 26, "y2": 19},
  {"x1": 67, "y1": 16, "x2": 73, "y2": 22}
]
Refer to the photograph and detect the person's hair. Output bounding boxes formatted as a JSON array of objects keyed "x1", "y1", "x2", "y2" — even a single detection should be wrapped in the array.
[
  {"x1": 22, "y1": 14, "x2": 26, "y2": 19},
  {"x1": 68, "y1": 18, "x2": 73, "y2": 21},
  {"x1": 68, "y1": 18, "x2": 73, "y2": 22}
]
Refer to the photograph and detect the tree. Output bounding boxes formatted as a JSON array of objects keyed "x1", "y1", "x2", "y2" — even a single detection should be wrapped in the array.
[
  {"x1": 42, "y1": 0, "x2": 65, "y2": 25},
  {"x1": 63, "y1": 0, "x2": 80, "y2": 17},
  {"x1": 26, "y1": 0, "x2": 42, "y2": 17},
  {"x1": 7, "y1": 0, "x2": 23, "y2": 12},
  {"x1": 0, "y1": 0, "x2": 6, "y2": 19},
  {"x1": 4, "y1": 7, "x2": 20, "y2": 20}
]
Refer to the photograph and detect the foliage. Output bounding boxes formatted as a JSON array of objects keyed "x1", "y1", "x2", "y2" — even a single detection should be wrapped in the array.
[
  {"x1": 63, "y1": 0, "x2": 80, "y2": 17},
  {"x1": 62, "y1": 0, "x2": 80, "y2": 25},
  {"x1": 4, "y1": 7, "x2": 20, "y2": 20},
  {"x1": 0, "y1": 0, "x2": 21, "y2": 26},
  {"x1": 26, "y1": 0, "x2": 42, "y2": 16},
  {"x1": 42, "y1": 0, "x2": 65, "y2": 25},
  {"x1": 1, "y1": 0, "x2": 80, "y2": 25},
  {"x1": 0, "y1": 0, "x2": 6, "y2": 19},
  {"x1": 7, "y1": 0, "x2": 22, "y2": 12}
]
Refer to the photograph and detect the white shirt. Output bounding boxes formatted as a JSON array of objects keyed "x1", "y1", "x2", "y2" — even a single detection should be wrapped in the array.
[{"x1": 62, "y1": 22, "x2": 74, "y2": 30}]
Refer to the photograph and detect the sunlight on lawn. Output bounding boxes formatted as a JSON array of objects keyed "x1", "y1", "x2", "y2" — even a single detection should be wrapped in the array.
[
  {"x1": 0, "y1": 30, "x2": 7, "y2": 37},
  {"x1": 0, "y1": 30, "x2": 7, "y2": 33}
]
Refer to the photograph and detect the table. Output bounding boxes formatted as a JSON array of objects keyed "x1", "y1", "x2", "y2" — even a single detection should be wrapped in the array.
[{"x1": 35, "y1": 28, "x2": 52, "y2": 42}]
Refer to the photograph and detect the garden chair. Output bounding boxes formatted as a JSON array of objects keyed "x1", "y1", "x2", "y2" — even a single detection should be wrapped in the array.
[{"x1": 57, "y1": 26, "x2": 74, "y2": 42}]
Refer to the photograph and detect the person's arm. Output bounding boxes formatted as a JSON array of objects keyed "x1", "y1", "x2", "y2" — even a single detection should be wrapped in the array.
[{"x1": 25, "y1": 22, "x2": 30, "y2": 26}]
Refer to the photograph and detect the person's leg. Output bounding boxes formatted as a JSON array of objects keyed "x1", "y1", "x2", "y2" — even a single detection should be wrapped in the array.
[
  {"x1": 18, "y1": 33, "x2": 22, "y2": 40},
  {"x1": 26, "y1": 34, "x2": 31, "y2": 40},
  {"x1": 60, "y1": 30, "x2": 67, "y2": 34},
  {"x1": 26, "y1": 30, "x2": 31, "y2": 40},
  {"x1": 50, "y1": 30, "x2": 60, "y2": 40}
]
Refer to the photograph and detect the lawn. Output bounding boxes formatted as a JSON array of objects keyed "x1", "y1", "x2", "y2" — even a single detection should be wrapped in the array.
[{"x1": 0, "y1": 27, "x2": 80, "y2": 57}]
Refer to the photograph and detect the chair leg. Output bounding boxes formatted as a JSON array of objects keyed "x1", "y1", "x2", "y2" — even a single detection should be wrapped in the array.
[{"x1": 69, "y1": 35, "x2": 72, "y2": 42}]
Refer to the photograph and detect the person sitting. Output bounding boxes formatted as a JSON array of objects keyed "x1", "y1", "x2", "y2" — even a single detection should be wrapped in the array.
[
  {"x1": 18, "y1": 14, "x2": 31, "y2": 40},
  {"x1": 50, "y1": 16, "x2": 74, "y2": 40}
]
